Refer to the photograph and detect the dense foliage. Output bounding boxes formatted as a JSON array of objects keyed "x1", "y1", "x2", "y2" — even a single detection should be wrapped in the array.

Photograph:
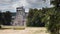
[
  {"x1": 27, "y1": 8, "x2": 45, "y2": 27},
  {"x1": 0, "y1": 11, "x2": 3, "y2": 28},
  {"x1": 0, "y1": 11, "x2": 12, "y2": 26},
  {"x1": 0, "y1": 11, "x2": 3, "y2": 25},
  {"x1": 27, "y1": 0, "x2": 60, "y2": 33},
  {"x1": 2, "y1": 11, "x2": 12, "y2": 25},
  {"x1": 47, "y1": 0, "x2": 60, "y2": 34}
]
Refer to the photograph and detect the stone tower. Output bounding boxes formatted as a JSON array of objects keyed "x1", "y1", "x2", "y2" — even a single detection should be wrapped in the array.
[{"x1": 13, "y1": 6, "x2": 26, "y2": 26}]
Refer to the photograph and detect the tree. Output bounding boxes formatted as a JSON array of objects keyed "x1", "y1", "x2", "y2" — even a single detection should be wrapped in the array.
[
  {"x1": 46, "y1": 0, "x2": 60, "y2": 34},
  {"x1": 31, "y1": 10, "x2": 41, "y2": 27},
  {"x1": 0, "y1": 11, "x2": 3, "y2": 28},
  {"x1": 3, "y1": 11, "x2": 12, "y2": 25},
  {"x1": 27, "y1": 8, "x2": 45, "y2": 27},
  {"x1": 0, "y1": 11, "x2": 3, "y2": 25},
  {"x1": 27, "y1": 8, "x2": 34, "y2": 26}
]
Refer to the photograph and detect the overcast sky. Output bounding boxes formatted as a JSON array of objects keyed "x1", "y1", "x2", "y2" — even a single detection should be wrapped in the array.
[{"x1": 0, "y1": 0, "x2": 53, "y2": 12}]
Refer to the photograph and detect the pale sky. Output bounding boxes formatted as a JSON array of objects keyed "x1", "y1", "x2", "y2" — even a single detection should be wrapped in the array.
[{"x1": 0, "y1": 0, "x2": 52, "y2": 12}]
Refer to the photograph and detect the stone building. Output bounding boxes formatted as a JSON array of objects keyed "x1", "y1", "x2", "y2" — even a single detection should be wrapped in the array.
[{"x1": 12, "y1": 6, "x2": 26, "y2": 26}]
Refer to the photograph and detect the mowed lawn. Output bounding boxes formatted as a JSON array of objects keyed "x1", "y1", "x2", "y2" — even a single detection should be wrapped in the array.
[{"x1": 0, "y1": 27, "x2": 50, "y2": 34}]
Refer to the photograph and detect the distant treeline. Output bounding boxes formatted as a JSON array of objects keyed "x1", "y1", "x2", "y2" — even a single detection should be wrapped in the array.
[
  {"x1": 26, "y1": 7, "x2": 55, "y2": 27},
  {"x1": 0, "y1": 11, "x2": 12, "y2": 25}
]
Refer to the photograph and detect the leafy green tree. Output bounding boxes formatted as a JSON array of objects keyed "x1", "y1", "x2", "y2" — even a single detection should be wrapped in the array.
[
  {"x1": 3, "y1": 11, "x2": 12, "y2": 25},
  {"x1": 27, "y1": 8, "x2": 39, "y2": 26},
  {"x1": 31, "y1": 10, "x2": 41, "y2": 27},
  {"x1": 0, "y1": 11, "x2": 3, "y2": 25},
  {"x1": 27, "y1": 8, "x2": 34, "y2": 26},
  {"x1": 0, "y1": 11, "x2": 3, "y2": 28},
  {"x1": 27, "y1": 8, "x2": 45, "y2": 27},
  {"x1": 46, "y1": 0, "x2": 60, "y2": 34}
]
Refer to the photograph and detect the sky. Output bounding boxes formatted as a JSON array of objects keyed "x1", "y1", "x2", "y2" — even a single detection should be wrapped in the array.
[{"x1": 0, "y1": 0, "x2": 53, "y2": 12}]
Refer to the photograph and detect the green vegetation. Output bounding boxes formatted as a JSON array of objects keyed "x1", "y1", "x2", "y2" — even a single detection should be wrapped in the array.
[
  {"x1": 2, "y1": 11, "x2": 12, "y2": 25},
  {"x1": 0, "y1": 11, "x2": 12, "y2": 26},
  {"x1": 27, "y1": 8, "x2": 45, "y2": 27},
  {"x1": 27, "y1": 0, "x2": 60, "y2": 34},
  {"x1": 47, "y1": 0, "x2": 60, "y2": 34}
]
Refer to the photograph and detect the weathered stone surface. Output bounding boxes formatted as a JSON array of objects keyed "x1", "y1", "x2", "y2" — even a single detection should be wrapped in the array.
[{"x1": 13, "y1": 6, "x2": 26, "y2": 26}]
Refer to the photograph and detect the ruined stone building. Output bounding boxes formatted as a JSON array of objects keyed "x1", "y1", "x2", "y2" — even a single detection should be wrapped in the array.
[{"x1": 11, "y1": 6, "x2": 28, "y2": 26}]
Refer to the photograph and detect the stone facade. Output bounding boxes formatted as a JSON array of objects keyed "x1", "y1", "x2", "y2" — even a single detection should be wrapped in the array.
[{"x1": 12, "y1": 6, "x2": 26, "y2": 26}]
